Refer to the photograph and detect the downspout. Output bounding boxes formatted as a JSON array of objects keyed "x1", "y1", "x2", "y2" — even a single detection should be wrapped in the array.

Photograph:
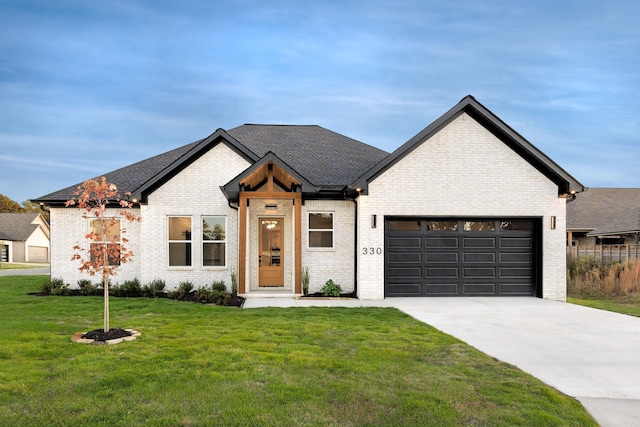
[{"x1": 345, "y1": 190, "x2": 358, "y2": 297}]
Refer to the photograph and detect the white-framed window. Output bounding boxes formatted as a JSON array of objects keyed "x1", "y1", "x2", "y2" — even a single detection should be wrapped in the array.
[
  {"x1": 308, "y1": 212, "x2": 334, "y2": 248},
  {"x1": 202, "y1": 216, "x2": 226, "y2": 267},
  {"x1": 168, "y1": 216, "x2": 192, "y2": 267},
  {"x1": 89, "y1": 218, "x2": 122, "y2": 266}
]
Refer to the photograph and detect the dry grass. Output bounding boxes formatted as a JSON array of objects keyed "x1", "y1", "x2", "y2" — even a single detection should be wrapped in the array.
[{"x1": 567, "y1": 257, "x2": 640, "y2": 298}]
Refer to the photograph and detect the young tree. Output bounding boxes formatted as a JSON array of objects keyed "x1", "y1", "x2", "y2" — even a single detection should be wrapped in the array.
[{"x1": 66, "y1": 177, "x2": 141, "y2": 332}]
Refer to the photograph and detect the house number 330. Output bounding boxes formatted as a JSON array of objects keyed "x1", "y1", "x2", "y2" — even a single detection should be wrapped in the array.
[{"x1": 362, "y1": 247, "x2": 383, "y2": 255}]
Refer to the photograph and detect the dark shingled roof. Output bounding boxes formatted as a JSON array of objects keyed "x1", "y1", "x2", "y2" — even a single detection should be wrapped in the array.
[
  {"x1": 227, "y1": 124, "x2": 388, "y2": 189},
  {"x1": 34, "y1": 125, "x2": 388, "y2": 203},
  {"x1": 35, "y1": 139, "x2": 203, "y2": 203},
  {"x1": 567, "y1": 188, "x2": 640, "y2": 236},
  {"x1": 0, "y1": 213, "x2": 41, "y2": 241}
]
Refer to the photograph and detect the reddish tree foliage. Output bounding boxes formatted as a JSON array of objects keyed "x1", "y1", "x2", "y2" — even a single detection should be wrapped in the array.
[{"x1": 66, "y1": 177, "x2": 141, "y2": 331}]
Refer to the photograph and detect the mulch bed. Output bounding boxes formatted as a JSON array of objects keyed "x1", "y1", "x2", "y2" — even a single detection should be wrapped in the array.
[
  {"x1": 82, "y1": 328, "x2": 132, "y2": 341},
  {"x1": 29, "y1": 290, "x2": 245, "y2": 307},
  {"x1": 299, "y1": 292, "x2": 357, "y2": 299}
]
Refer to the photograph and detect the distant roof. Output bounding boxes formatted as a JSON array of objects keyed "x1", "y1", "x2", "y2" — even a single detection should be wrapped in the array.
[
  {"x1": 567, "y1": 188, "x2": 640, "y2": 236},
  {"x1": 35, "y1": 125, "x2": 388, "y2": 204},
  {"x1": 0, "y1": 213, "x2": 42, "y2": 241}
]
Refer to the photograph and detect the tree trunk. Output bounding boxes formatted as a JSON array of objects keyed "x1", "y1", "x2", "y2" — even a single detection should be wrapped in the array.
[{"x1": 103, "y1": 271, "x2": 110, "y2": 333}]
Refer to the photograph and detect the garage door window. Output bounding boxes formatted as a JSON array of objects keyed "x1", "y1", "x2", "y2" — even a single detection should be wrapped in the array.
[
  {"x1": 426, "y1": 221, "x2": 458, "y2": 231},
  {"x1": 500, "y1": 220, "x2": 533, "y2": 231},
  {"x1": 389, "y1": 220, "x2": 421, "y2": 231},
  {"x1": 464, "y1": 221, "x2": 495, "y2": 231}
]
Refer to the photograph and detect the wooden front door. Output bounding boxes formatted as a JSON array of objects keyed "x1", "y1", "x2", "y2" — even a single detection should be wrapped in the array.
[{"x1": 259, "y1": 218, "x2": 284, "y2": 286}]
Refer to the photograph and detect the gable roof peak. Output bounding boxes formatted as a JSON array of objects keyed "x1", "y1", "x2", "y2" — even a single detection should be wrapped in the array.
[{"x1": 351, "y1": 95, "x2": 584, "y2": 195}]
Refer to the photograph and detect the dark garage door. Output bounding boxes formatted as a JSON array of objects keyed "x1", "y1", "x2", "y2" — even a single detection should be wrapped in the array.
[{"x1": 385, "y1": 218, "x2": 540, "y2": 297}]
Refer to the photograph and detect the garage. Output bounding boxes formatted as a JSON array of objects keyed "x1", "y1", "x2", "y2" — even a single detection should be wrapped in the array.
[
  {"x1": 385, "y1": 218, "x2": 541, "y2": 297},
  {"x1": 28, "y1": 246, "x2": 49, "y2": 263}
]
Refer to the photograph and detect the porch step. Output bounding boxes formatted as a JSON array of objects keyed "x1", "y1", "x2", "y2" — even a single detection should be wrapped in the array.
[{"x1": 242, "y1": 291, "x2": 299, "y2": 298}]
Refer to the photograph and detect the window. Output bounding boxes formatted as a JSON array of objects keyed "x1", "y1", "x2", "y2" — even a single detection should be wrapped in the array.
[
  {"x1": 427, "y1": 221, "x2": 458, "y2": 231},
  {"x1": 168, "y1": 216, "x2": 192, "y2": 266},
  {"x1": 89, "y1": 218, "x2": 121, "y2": 266},
  {"x1": 500, "y1": 220, "x2": 533, "y2": 231},
  {"x1": 309, "y1": 212, "x2": 333, "y2": 248},
  {"x1": 203, "y1": 216, "x2": 226, "y2": 267},
  {"x1": 464, "y1": 221, "x2": 496, "y2": 232},
  {"x1": 389, "y1": 220, "x2": 421, "y2": 231}
]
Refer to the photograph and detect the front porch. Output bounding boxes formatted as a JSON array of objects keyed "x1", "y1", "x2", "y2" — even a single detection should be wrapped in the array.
[{"x1": 223, "y1": 153, "x2": 317, "y2": 297}]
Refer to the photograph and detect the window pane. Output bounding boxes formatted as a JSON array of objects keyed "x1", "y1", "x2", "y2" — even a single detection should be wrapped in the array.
[
  {"x1": 203, "y1": 242, "x2": 226, "y2": 266},
  {"x1": 90, "y1": 243, "x2": 121, "y2": 266},
  {"x1": 426, "y1": 221, "x2": 458, "y2": 231},
  {"x1": 389, "y1": 220, "x2": 421, "y2": 231},
  {"x1": 500, "y1": 221, "x2": 533, "y2": 231},
  {"x1": 309, "y1": 231, "x2": 333, "y2": 248},
  {"x1": 169, "y1": 217, "x2": 191, "y2": 240},
  {"x1": 309, "y1": 213, "x2": 333, "y2": 229},
  {"x1": 169, "y1": 242, "x2": 191, "y2": 266},
  {"x1": 90, "y1": 219, "x2": 121, "y2": 241},
  {"x1": 464, "y1": 221, "x2": 496, "y2": 231},
  {"x1": 203, "y1": 216, "x2": 225, "y2": 241}
]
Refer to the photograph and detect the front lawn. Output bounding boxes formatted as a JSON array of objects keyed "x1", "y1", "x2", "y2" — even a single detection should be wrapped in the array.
[
  {"x1": 0, "y1": 276, "x2": 596, "y2": 426},
  {"x1": 569, "y1": 296, "x2": 640, "y2": 318}
]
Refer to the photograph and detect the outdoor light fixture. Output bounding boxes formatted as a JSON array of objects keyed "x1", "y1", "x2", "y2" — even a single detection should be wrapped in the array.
[
  {"x1": 550, "y1": 216, "x2": 556, "y2": 230},
  {"x1": 265, "y1": 204, "x2": 277, "y2": 210},
  {"x1": 372, "y1": 214, "x2": 377, "y2": 228}
]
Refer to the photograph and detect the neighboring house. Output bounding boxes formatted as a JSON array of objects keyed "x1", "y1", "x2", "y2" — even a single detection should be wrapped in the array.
[
  {"x1": 35, "y1": 96, "x2": 583, "y2": 301},
  {"x1": 567, "y1": 188, "x2": 640, "y2": 246},
  {"x1": 0, "y1": 213, "x2": 50, "y2": 263}
]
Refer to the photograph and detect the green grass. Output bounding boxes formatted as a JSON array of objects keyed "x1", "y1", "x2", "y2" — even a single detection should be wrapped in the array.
[
  {"x1": 569, "y1": 295, "x2": 640, "y2": 317},
  {"x1": 1, "y1": 276, "x2": 596, "y2": 427}
]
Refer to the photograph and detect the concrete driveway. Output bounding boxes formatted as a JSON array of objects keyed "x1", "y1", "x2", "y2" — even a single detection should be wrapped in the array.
[{"x1": 244, "y1": 296, "x2": 640, "y2": 426}]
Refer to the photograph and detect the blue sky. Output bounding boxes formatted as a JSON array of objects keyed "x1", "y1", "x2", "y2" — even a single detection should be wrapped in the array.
[{"x1": 1, "y1": 0, "x2": 639, "y2": 203}]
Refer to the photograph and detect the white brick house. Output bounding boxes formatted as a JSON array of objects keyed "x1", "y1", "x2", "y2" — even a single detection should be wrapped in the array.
[{"x1": 36, "y1": 96, "x2": 583, "y2": 301}]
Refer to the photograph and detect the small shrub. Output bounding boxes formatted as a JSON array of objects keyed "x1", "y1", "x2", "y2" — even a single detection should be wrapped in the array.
[
  {"x1": 169, "y1": 281, "x2": 194, "y2": 300},
  {"x1": 195, "y1": 285, "x2": 212, "y2": 303},
  {"x1": 143, "y1": 279, "x2": 166, "y2": 298},
  {"x1": 40, "y1": 280, "x2": 53, "y2": 295},
  {"x1": 230, "y1": 269, "x2": 238, "y2": 296},
  {"x1": 119, "y1": 278, "x2": 142, "y2": 297},
  {"x1": 321, "y1": 279, "x2": 342, "y2": 297},
  {"x1": 50, "y1": 277, "x2": 70, "y2": 296},
  {"x1": 211, "y1": 290, "x2": 227, "y2": 305},
  {"x1": 78, "y1": 279, "x2": 99, "y2": 296},
  {"x1": 109, "y1": 283, "x2": 122, "y2": 297},
  {"x1": 301, "y1": 267, "x2": 310, "y2": 295},
  {"x1": 211, "y1": 280, "x2": 227, "y2": 292},
  {"x1": 194, "y1": 281, "x2": 229, "y2": 304}
]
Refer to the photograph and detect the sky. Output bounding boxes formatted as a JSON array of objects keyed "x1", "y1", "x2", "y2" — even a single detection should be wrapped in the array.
[{"x1": 1, "y1": 0, "x2": 639, "y2": 204}]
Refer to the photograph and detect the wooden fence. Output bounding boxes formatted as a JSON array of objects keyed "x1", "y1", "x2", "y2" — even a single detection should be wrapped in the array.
[{"x1": 567, "y1": 245, "x2": 640, "y2": 264}]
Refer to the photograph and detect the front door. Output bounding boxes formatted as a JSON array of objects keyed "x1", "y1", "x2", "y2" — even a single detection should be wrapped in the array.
[{"x1": 259, "y1": 218, "x2": 284, "y2": 286}]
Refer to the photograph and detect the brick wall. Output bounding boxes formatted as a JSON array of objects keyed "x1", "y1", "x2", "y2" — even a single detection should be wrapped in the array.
[
  {"x1": 357, "y1": 113, "x2": 568, "y2": 301},
  {"x1": 301, "y1": 200, "x2": 355, "y2": 294},
  {"x1": 50, "y1": 207, "x2": 142, "y2": 286},
  {"x1": 141, "y1": 142, "x2": 250, "y2": 290}
]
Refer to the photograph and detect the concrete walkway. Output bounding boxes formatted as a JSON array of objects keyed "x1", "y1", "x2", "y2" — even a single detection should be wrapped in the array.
[{"x1": 243, "y1": 297, "x2": 640, "y2": 427}]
